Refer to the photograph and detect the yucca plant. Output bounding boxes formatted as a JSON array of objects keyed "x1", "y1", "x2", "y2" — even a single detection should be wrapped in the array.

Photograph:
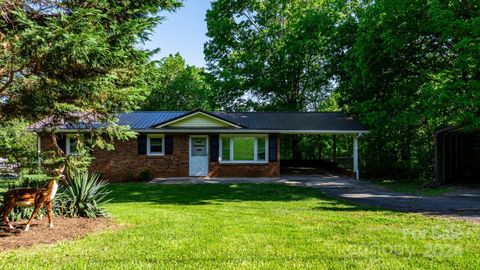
[{"x1": 56, "y1": 172, "x2": 111, "y2": 218}]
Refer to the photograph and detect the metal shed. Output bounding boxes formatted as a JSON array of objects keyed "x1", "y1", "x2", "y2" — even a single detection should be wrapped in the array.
[{"x1": 435, "y1": 127, "x2": 480, "y2": 183}]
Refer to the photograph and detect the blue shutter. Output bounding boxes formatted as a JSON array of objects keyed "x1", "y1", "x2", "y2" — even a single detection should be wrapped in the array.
[
  {"x1": 165, "y1": 135, "x2": 173, "y2": 155},
  {"x1": 210, "y1": 135, "x2": 219, "y2": 161},
  {"x1": 138, "y1": 134, "x2": 147, "y2": 155},
  {"x1": 269, "y1": 134, "x2": 277, "y2": 162}
]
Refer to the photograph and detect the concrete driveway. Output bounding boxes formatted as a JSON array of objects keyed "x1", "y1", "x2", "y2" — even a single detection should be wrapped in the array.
[{"x1": 151, "y1": 175, "x2": 480, "y2": 223}]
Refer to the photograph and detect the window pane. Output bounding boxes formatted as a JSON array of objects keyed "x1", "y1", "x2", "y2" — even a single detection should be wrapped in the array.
[
  {"x1": 257, "y1": 138, "x2": 266, "y2": 161},
  {"x1": 150, "y1": 138, "x2": 163, "y2": 145},
  {"x1": 233, "y1": 137, "x2": 255, "y2": 161},
  {"x1": 191, "y1": 138, "x2": 207, "y2": 157},
  {"x1": 150, "y1": 137, "x2": 163, "y2": 153},
  {"x1": 221, "y1": 138, "x2": 230, "y2": 161},
  {"x1": 69, "y1": 138, "x2": 78, "y2": 154},
  {"x1": 150, "y1": 145, "x2": 163, "y2": 152}
]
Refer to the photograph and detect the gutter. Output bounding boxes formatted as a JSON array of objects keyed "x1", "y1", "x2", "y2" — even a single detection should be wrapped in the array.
[{"x1": 29, "y1": 128, "x2": 369, "y2": 135}]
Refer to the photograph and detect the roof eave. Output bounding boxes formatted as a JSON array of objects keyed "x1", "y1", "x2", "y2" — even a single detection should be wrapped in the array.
[{"x1": 37, "y1": 128, "x2": 369, "y2": 134}]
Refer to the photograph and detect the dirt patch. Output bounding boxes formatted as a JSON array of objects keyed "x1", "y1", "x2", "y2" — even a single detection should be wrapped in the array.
[{"x1": 0, "y1": 217, "x2": 116, "y2": 251}]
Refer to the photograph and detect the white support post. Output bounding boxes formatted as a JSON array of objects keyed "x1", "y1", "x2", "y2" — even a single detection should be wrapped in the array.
[
  {"x1": 37, "y1": 134, "x2": 42, "y2": 167},
  {"x1": 353, "y1": 134, "x2": 359, "y2": 180}
]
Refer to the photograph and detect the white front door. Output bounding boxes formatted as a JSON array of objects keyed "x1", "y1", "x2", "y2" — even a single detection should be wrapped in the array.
[{"x1": 189, "y1": 136, "x2": 209, "y2": 176}]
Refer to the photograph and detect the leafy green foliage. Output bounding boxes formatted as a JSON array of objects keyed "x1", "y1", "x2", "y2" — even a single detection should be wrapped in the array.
[
  {"x1": 141, "y1": 54, "x2": 215, "y2": 111},
  {"x1": 56, "y1": 172, "x2": 111, "y2": 218},
  {"x1": 205, "y1": 0, "x2": 334, "y2": 111},
  {"x1": 1, "y1": 0, "x2": 181, "y2": 119},
  {"x1": 4, "y1": 205, "x2": 46, "y2": 222},
  {"x1": 19, "y1": 174, "x2": 50, "y2": 188},
  {"x1": 0, "y1": 120, "x2": 37, "y2": 173},
  {"x1": 0, "y1": 0, "x2": 181, "y2": 158},
  {"x1": 332, "y1": 0, "x2": 480, "y2": 178}
]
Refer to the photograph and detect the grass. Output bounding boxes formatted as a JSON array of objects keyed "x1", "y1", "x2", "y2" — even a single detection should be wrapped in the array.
[
  {"x1": 370, "y1": 179, "x2": 451, "y2": 196},
  {"x1": 1, "y1": 183, "x2": 479, "y2": 269}
]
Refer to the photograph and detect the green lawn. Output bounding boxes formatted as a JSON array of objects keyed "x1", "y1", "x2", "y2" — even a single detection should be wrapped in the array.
[
  {"x1": 370, "y1": 179, "x2": 451, "y2": 196},
  {"x1": 1, "y1": 183, "x2": 479, "y2": 269}
]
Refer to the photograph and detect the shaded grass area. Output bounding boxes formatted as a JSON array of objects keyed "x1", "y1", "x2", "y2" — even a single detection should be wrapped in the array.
[
  {"x1": 1, "y1": 183, "x2": 479, "y2": 269},
  {"x1": 370, "y1": 179, "x2": 451, "y2": 196}
]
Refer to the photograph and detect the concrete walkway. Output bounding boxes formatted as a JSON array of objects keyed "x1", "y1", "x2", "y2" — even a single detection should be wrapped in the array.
[{"x1": 150, "y1": 176, "x2": 480, "y2": 223}]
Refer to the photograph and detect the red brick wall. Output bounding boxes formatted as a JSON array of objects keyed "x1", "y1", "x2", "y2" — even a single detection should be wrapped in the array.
[
  {"x1": 88, "y1": 134, "x2": 190, "y2": 182},
  {"x1": 40, "y1": 133, "x2": 280, "y2": 181},
  {"x1": 41, "y1": 134, "x2": 189, "y2": 182}
]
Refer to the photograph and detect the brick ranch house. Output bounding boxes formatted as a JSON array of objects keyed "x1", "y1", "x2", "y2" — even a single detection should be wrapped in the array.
[{"x1": 31, "y1": 110, "x2": 368, "y2": 182}]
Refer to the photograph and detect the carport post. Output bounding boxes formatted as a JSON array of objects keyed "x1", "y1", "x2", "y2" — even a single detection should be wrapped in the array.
[
  {"x1": 353, "y1": 134, "x2": 359, "y2": 180},
  {"x1": 36, "y1": 133, "x2": 42, "y2": 167}
]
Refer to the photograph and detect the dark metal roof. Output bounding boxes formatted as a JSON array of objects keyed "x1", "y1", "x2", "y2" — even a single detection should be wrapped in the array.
[
  {"x1": 211, "y1": 112, "x2": 367, "y2": 131},
  {"x1": 116, "y1": 111, "x2": 186, "y2": 129},
  {"x1": 30, "y1": 110, "x2": 368, "y2": 132}
]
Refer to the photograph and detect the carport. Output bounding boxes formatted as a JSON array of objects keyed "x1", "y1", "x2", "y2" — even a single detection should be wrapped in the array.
[
  {"x1": 435, "y1": 127, "x2": 480, "y2": 183},
  {"x1": 267, "y1": 112, "x2": 368, "y2": 180}
]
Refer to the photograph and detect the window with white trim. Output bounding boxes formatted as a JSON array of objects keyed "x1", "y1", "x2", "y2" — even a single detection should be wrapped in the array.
[
  {"x1": 147, "y1": 135, "x2": 164, "y2": 155},
  {"x1": 220, "y1": 135, "x2": 268, "y2": 163},
  {"x1": 66, "y1": 135, "x2": 79, "y2": 155}
]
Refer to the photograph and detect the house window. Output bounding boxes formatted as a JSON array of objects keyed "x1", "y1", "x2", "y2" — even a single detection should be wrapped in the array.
[
  {"x1": 147, "y1": 135, "x2": 164, "y2": 156},
  {"x1": 221, "y1": 137, "x2": 231, "y2": 161},
  {"x1": 66, "y1": 135, "x2": 79, "y2": 155},
  {"x1": 220, "y1": 135, "x2": 268, "y2": 163},
  {"x1": 257, "y1": 137, "x2": 266, "y2": 161}
]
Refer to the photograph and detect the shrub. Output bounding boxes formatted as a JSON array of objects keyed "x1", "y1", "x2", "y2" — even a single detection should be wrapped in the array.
[
  {"x1": 139, "y1": 169, "x2": 153, "y2": 182},
  {"x1": 56, "y1": 172, "x2": 111, "y2": 218},
  {"x1": 0, "y1": 120, "x2": 38, "y2": 174},
  {"x1": 4, "y1": 206, "x2": 46, "y2": 222},
  {"x1": 126, "y1": 172, "x2": 135, "y2": 182},
  {"x1": 19, "y1": 174, "x2": 50, "y2": 188}
]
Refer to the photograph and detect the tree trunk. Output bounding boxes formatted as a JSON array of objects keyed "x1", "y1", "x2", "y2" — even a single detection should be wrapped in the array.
[{"x1": 332, "y1": 135, "x2": 337, "y2": 163}]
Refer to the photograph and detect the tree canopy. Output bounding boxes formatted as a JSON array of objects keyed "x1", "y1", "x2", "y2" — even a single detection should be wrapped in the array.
[
  {"x1": 141, "y1": 54, "x2": 214, "y2": 111},
  {"x1": 332, "y1": 0, "x2": 480, "y2": 177},
  {"x1": 0, "y1": 0, "x2": 181, "y2": 124},
  {"x1": 205, "y1": 0, "x2": 337, "y2": 111},
  {"x1": 0, "y1": 0, "x2": 182, "y2": 161}
]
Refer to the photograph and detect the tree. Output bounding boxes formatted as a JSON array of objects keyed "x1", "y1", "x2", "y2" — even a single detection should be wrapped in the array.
[
  {"x1": 0, "y1": 0, "x2": 181, "y2": 126},
  {"x1": 204, "y1": 0, "x2": 335, "y2": 111},
  {"x1": 0, "y1": 0, "x2": 181, "y2": 160},
  {"x1": 333, "y1": 0, "x2": 480, "y2": 178},
  {"x1": 142, "y1": 54, "x2": 215, "y2": 111},
  {"x1": 0, "y1": 119, "x2": 37, "y2": 173}
]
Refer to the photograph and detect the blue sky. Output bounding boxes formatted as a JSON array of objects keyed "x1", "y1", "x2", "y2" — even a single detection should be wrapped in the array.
[{"x1": 142, "y1": 0, "x2": 212, "y2": 67}]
